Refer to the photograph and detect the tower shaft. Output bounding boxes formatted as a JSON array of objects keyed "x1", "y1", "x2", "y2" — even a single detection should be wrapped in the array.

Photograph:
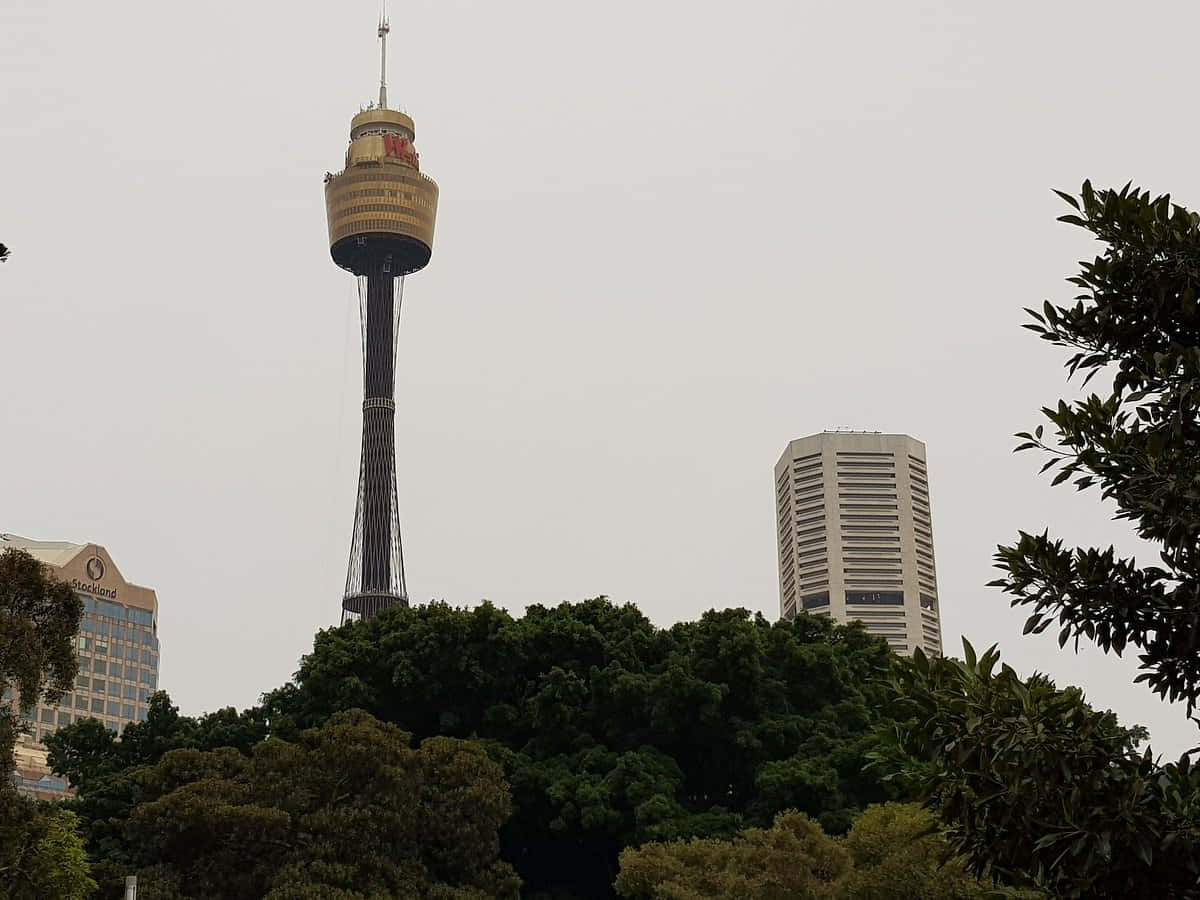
[{"x1": 343, "y1": 262, "x2": 407, "y2": 622}]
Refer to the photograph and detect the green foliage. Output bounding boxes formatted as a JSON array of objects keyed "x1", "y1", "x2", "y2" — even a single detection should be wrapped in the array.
[
  {"x1": 1003, "y1": 183, "x2": 1200, "y2": 711},
  {"x1": 109, "y1": 710, "x2": 519, "y2": 899},
  {"x1": 0, "y1": 549, "x2": 94, "y2": 897},
  {"x1": 45, "y1": 691, "x2": 273, "y2": 872},
  {"x1": 262, "y1": 599, "x2": 899, "y2": 898},
  {"x1": 615, "y1": 810, "x2": 848, "y2": 899},
  {"x1": 876, "y1": 641, "x2": 1198, "y2": 897},
  {"x1": 0, "y1": 796, "x2": 97, "y2": 899},
  {"x1": 0, "y1": 548, "x2": 83, "y2": 772},
  {"x1": 47, "y1": 691, "x2": 270, "y2": 793},
  {"x1": 873, "y1": 183, "x2": 1200, "y2": 896},
  {"x1": 614, "y1": 802, "x2": 1030, "y2": 900}
]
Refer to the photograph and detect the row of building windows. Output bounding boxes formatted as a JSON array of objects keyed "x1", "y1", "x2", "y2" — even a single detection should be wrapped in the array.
[
  {"x1": 24, "y1": 700, "x2": 147, "y2": 727},
  {"x1": 75, "y1": 657, "x2": 156, "y2": 677},
  {"x1": 73, "y1": 676, "x2": 147, "y2": 697},
  {"x1": 39, "y1": 701, "x2": 142, "y2": 723},
  {"x1": 75, "y1": 636, "x2": 158, "y2": 666},
  {"x1": 12, "y1": 772, "x2": 68, "y2": 793},
  {"x1": 798, "y1": 590, "x2": 910, "y2": 608},
  {"x1": 79, "y1": 617, "x2": 157, "y2": 648},
  {"x1": 81, "y1": 596, "x2": 155, "y2": 629},
  {"x1": 846, "y1": 590, "x2": 905, "y2": 605},
  {"x1": 75, "y1": 663, "x2": 156, "y2": 686},
  {"x1": 27, "y1": 715, "x2": 145, "y2": 743}
]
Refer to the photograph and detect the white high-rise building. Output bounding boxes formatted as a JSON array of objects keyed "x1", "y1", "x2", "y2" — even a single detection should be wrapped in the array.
[{"x1": 774, "y1": 432, "x2": 942, "y2": 656}]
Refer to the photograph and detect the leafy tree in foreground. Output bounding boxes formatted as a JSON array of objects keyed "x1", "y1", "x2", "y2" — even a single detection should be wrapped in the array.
[
  {"x1": 879, "y1": 641, "x2": 1199, "y2": 898},
  {"x1": 614, "y1": 802, "x2": 1035, "y2": 899},
  {"x1": 881, "y1": 183, "x2": 1200, "y2": 897},
  {"x1": 262, "y1": 599, "x2": 899, "y2": 899},
  {"x1": 118, "y1": 709, "x2": 518, "y2": 900},
  {"x1": 0, "y1": 803, "x2": 97, "y2": 900},
  {"x1": 46, "y1": 691, "x2": 272, "y2": 874},
  {"x1": 1005, "y1": 182, "x2": 1200, "y2": 710},
  {"x1": 0, "y1": 548, "x2": 93, "y2": 898},
  {"x1": 0, "y1": 547, "x2": 83, "y2": 773}
]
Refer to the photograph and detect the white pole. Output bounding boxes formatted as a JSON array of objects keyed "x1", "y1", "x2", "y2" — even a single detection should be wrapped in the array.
[
  {"x1": 378, "y1": 14, "x2": 390, "y2": 109},
  {"x1": 125, "y1": 875, "x2": 137, "y2": 900}
]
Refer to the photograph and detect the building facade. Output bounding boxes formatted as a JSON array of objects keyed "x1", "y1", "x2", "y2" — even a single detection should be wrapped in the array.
[
  {"x1": 774, "y1": 433, "x2": 942, "y2": 656},
  {"x1": 2, "y1": 533, "x2": 160, "y2": 798}
]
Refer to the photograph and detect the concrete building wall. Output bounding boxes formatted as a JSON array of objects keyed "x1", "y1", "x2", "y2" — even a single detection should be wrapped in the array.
[{"x1": 774, "y1": 433, "x2": 942, "y2": 656}]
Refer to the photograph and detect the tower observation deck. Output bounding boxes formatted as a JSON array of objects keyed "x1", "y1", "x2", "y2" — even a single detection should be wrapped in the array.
[{"x1": 325, "y1": 16, "x2": 439, "y2": 622}]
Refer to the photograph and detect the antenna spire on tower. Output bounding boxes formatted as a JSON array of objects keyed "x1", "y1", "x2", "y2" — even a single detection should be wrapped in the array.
[{"x1": 377, "y1": 4, "x2": 390, "y2": 110}]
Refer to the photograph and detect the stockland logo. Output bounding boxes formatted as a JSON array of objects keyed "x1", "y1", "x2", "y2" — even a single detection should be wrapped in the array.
[{"x1": 85, "y1": 557, "x2": 105, "y2": 581}]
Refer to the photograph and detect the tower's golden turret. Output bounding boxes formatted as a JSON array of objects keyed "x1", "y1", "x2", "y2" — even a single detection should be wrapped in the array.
[{"x1": 324, "y1": 22, "x2": 439, "y2": 277}]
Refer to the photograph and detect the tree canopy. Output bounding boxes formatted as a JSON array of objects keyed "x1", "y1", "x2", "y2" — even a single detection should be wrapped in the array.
[
  {"x1": 878, "y1": 640, "x2": 1199, "y2": 898},
  {"x1": 0, "y1": 802, "x2": 96, "y2": 900},
  {"x1": 55, "y1": 599, "x2": 901, "y2": 899},
  {"x1": 258, "y1": 599, "x2": 900, "y2": 898},
  {"x1": 0, "y1": 548, "x2": 91, "y2": 898},
  {"x1": 84, "y1": 709, "x2": 519, "y2": 899},
  {"x1": 0, "y1": 547, "x2": 83, "y2": 772},
  {"x1": 615, "y1": 802, "x2": 1035, "y2": 900},
  {"x1": 879, "y1": 183, "x2": 1200, "y2": 897},
  {"x1": 1002, "y1": 182, "x2": 1200, "y2": 710}
]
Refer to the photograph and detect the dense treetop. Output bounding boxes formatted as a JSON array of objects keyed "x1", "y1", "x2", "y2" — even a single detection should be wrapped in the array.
[
  {"x1": 115, "y1": 710, "x2": 519, "y2": 900},
  {"x1": 615, "y1": 802, "x2": 1039, "y2": 900},
  {"x1": 53, "y1": 598, "x2": 900, "y2": 899},
  {"x1": 262, "y1": 599, "x2": 900, "y2": 897}
]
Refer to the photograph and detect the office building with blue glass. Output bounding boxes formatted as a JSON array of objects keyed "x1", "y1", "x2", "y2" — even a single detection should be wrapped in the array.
[{"x1": 2, "y1": 533, "x2": 160, "y2": 799}]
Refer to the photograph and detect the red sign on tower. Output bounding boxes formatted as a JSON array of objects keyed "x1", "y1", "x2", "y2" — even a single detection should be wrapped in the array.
[{"x1": 383, "y1": 134, "x2": 419, "y2": 168}]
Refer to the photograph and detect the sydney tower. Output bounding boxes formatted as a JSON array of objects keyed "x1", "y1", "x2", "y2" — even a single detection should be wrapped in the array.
[{"x1": 324, "y1": 17, "x2": 439, "y2": 622}]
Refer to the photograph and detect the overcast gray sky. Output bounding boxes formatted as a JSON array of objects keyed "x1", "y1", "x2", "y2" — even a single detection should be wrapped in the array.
[{"x1": 3, "y1": 1, "x2": 1199, "y2": 755}]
